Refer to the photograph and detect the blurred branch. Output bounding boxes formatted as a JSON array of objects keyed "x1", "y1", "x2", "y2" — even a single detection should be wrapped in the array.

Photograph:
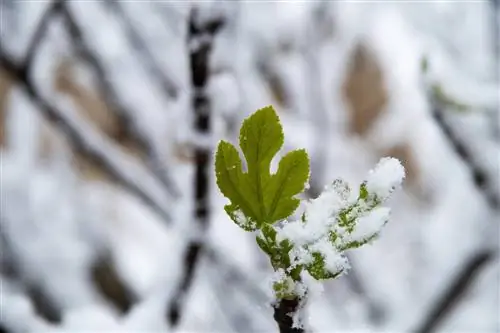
[
  {"x1": 59, "y1": 1, "x2": 180, "y2": 198},
  {"x1": 24, "y1": 0, "x2": 62, "y2": 73},
  {"x1": 204, "y1": 246, "x2": 269, "y2": 306},
  {"x1": 492, "y1": 0, "x2": 500, "y2": 140},
  {"x1": 0, "y1": 51, "x2": 174, "y2": 224},
  {"x1": 167, "y1": 8, "x2": 224, "y2": 327},
  {"x1": 1, "y1": 3, "x2": 267, "y2": 321},
  {"x1": 0, "y1": 223, "x2": 61, "y2": 324},
  {"x1": 104, "y1": 0, "x2": 178, "y2": 99},
  {"x1": 414, "y1": 249, "x2": 496, "y2": 333},
  {"x1": 91, "y1": 253, "x2": 138, "y2": 314},
  {"x1": 430, "y1": 90, "x2": 500, "y2": 210}
]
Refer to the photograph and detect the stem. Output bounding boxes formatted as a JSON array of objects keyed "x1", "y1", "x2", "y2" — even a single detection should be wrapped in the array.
[{"x1": 273, "y1": 297, "x2": 306, "y2": 333}]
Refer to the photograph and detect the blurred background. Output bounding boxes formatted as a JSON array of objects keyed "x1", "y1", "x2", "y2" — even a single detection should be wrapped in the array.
[{"x1": 0, "y1": 1, "x2": 499, "y2": 332}]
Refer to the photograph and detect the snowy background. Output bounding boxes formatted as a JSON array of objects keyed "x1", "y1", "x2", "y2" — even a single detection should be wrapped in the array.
[{"x1": 0, "y1": 1, "x2": 499, "y2": 332}]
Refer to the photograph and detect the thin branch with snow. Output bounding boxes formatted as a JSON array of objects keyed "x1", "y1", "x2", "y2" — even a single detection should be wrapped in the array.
[
  {"x1": 103, "y1": 0, "x2": 179, "y2": 99},
  {"x1": 430, "y1": 96, "x2": 500, "y2": 210},
  {"x1": 0, "y1": 51, "x2": 174, "y2": 224},
  {"x1": 59, "y1": 2, "x2": 181, "y2": 198},
  {"x1": 167, "y1": 8, "x2": 224, "y2": 327},
  {"x1": 413, "y1": 249, "x2": 495, "y2": 333}
]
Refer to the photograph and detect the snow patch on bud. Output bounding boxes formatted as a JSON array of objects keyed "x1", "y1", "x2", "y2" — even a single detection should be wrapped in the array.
[
  {"x1": 366, "y1": 157, "x2": 405, "y2": 201},
  {"x1": 308, "y1": 238, "x2": 348, "y2": 276},
  {"x1": 348, "y1": 207, "x2": 391, "y2": 244}
]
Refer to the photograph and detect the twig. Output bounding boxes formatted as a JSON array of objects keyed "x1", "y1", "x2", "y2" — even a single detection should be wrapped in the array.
[
  {"x1": 59, "y1": 2, "x2": 180, "y2": 198},
  {"x1": 2, "y1": 48, "x2": 267, "y2": 318},
  {"x1": 167, "y1": 8, "x2": 224, "y2": 327},
  {"x1": 0, "y1": 224, "x2": 61, "y2": 324},
  {"x1": 204, "y1": 245, "x2": 269, "y2": 306},
  {"x1": 90, "y1": 252, "x2": 138, "y2": 314},
  {"x1": 273, "y1": 297, "x2": 305, "y2": 333},
  {"x1": 0, "y1": 51, "x2": 173, "y2": 224},
  {"x1": 491, "y1": 0, "x2": 500, "y2": 140},
  {"x1": 2, "y1": 4, "x2": 267, "y2": 321},
  {"x1": 413, "y1": 249, "x2": 495, "y2": 333},
  {"x1": 303, "y1": 188, "x2": 385, "y2": 325},
  {"x1": 103, "y1": 0, "x2": 178, "y2": 99},
  {"x1": 430, "y1": 91, "x2": 500, "y2": 210},
  {"x1": 24, "y1": 0, "x2": 62, "y2": 73}
]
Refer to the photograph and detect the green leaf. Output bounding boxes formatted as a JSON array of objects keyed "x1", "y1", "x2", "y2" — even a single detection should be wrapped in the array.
[
  {"x1": 215, "y1": 141, "x2": 260, "y2": 225},
  {"x1": 215, "y1": 106, "x2": 310, "y2": 227},
  {"x1": 306, "y1": 252, "x2": 344, "y2": 280}
]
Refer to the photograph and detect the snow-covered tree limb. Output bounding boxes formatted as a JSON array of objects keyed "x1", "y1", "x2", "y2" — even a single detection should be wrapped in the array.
[
  {"x1": 59, "y1": 1, "x2": 180, "y2": 198},
  {"x1": 167, "y1": 8, "x2": 224, "y2": 327},
  {"x1": 103, "y1": 0, "x2": 179, "y2": 99}
]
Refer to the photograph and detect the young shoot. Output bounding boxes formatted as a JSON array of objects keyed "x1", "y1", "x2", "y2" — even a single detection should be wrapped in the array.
[{"x1": 215, "y1": 106, "x2": 405, "y2": 332}]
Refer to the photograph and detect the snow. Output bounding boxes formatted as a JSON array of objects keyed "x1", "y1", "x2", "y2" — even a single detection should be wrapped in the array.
[
  {"x1": 365, "y1": 157, "x2": 406, "y2": 201},
  {"x1": 1, "y1": 1, "x2": 498, "y2": 332}
]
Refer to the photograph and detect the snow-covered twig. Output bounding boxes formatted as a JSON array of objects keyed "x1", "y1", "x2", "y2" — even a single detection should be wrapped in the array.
[
  {"x1": 24, "y1": 0, "x2": 61, "y2": 74},
  {"x1": 59, "y1": 2, "x2": 180, "y2": 198},
  {"x1": 0, "y1": 51, "x2": 174, "y2": 224},
  {"x1": 215, "y1": 105, "x2": 405, "y2": 333},
  {"x1": 428, "y1": 87, "x2": 499, "y2": 210},
  {"x1": 414, "y1": 249, "x2": 495, "y2": 333},
  {"x1": 103, "y1": 0, "x2": 179, "y2": 99},
  {"x1": 167, "y1": 8, "x2": 224, "y2": 327},
  {"x1": 0, "y1": 225, "x2": 61, "y2": 324}
]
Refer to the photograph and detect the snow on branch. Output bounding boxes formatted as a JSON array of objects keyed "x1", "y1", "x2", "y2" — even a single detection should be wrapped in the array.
[
  {"x1": 103, "y1": 0, "x2": 179, "y2": 99},
  {"x1": 59, "y1": 2, "x2": 180, "y2": 198},
  {"x1": 167, "y1": 7, "x2": 225, "y2": 327},
  {"x1": 215, "y1": 106, "x2": 405, "y2": 332},
  {"x1": 0, "y1": 51, "x2": 174, "y2": 224}
]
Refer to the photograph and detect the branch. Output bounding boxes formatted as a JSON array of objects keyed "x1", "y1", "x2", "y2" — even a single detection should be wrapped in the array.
[
  {"x1": 24, "y1": 0, "x2": 62, "y2": 73},
  {"x1": 430, "y1": 92, "x2": 500, "y2": 210},
  {"x1": 59, "y1": 2, "x2": 180, "y2": 198},
  {"x1": 0, "y1": 51, "x2": 173, "y2": 224},
  {"x1": 414, "y1": 249, "x2": 495, "y2": 333},
  {"x1": 0, "y1": 224, "x2": 61, "y2": 324},
  {"x1": 167, "y1": 8, "x2": 224, "y2": 327},
  {"x1": 103, "y1": 0, "x2": 178, "y2": 99},
  {"x1": 2, "y1": 6, "x2": 267, "y2": 322},
  {"x1": 204, "y1": 245, "x2": 269, "y2": 306},
  {"x1": 273, "y1": 297, "x2": 305, "y2": 333},
  {"x1": 303, "y1": 189, "x2": 385, "y2": 325},
  {"x1": 2, "y1": 48, "x2": 266, "y2": 320}
]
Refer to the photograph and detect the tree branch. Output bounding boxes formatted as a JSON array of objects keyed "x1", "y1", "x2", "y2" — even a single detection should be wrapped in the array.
[
  {"x1": 59, "y1": 1, "x2": 180, "y2": 198},
  {"x1": 414, "y1": 249, "x2": 495, "y2": 333},
  {"x1": 103, "y1": 0, "x2": 178, "y2": 99},
  {"x1": 24, "y1": 0, "x2": 62, "y2": 73},
  {"x1": 273, "y1": 297, "x2": 305, "y2": 333},
  {"x1": 2, "y1": 5, "x2": 268, "y2": 323},
  {"x1": 429, "y1": 86, "x2": 499, "y2": 210},
  {"x1": 0, "y1": 51, "x2": 173, "y2": 224},
  {"x1": 167, "y1": 8, "x2": 224, "y2": 327}
]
